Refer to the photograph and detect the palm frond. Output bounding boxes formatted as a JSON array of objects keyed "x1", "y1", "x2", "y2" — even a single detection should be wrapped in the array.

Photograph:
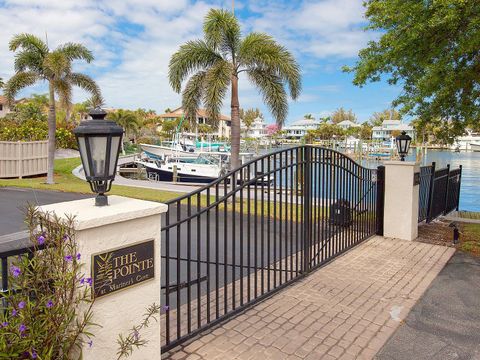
[
  {"x1": 247, "y1": 68, "x2": 288, "y2": 126},
  {"x1": 68, "y1": 73, "x2": 101, "y2": 97},
  {"x1": 43, "y1": 51, "x2": 71, "y2": 79},
  {"x1": 203, "y1": 9, "x2": 240, "y2": 56},
  {"x1": 3, "y1": 71, "x2": 40, "y2": 105},
  {"x1": 86, "y1": 93, "x2": 105, "y2": 109},
  {"x1": 239, "y1": 32, "x2": 301, "y2": 99},
  {"x1": 203, "y1": 60, "x2": 231, "y2": 123},
  {"x1": 9, "y1": 33, "x2": 49, "y2": 55},
  {"x1": 182, "y1": 71, "x2": 207, "y2": 124},
  {"x1": 58, "y1": 43, "x2": 94, "y2": 63},
  {"x1": 168, "y1": 40, "x2": 222, "y2": 93},
  {"x1": 54, "y1": 78, "x2": 73, "y2": 112},
  {"x1": 14, "y1": 49, "x2": 44, "y2": 73}
]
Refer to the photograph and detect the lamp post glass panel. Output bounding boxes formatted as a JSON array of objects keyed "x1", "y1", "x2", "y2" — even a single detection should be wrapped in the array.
[
  {"x1": 73, "y1": 108, "x2": 124, "y2": 206},
  {"x1": 395, "y1": 131, "x2": 412, "y2": 161}
]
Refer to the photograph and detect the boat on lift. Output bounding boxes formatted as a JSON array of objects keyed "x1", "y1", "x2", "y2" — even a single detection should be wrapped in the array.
[
  {"x1": 471, "y1": 143, "x2": 480, "y2": 152},
  {"x1": 140, "y1": 116, "x2": 230, "y2": 159},
  {"x1": 136, "y1": 153, "x2": 227, "y2": 183}
]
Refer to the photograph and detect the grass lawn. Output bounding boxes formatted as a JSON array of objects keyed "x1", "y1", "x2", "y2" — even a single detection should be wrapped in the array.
[
  {"x1": 0, "y1": 158, "x2": 378, "y2": 224},
  {"x1": 0, "y1": 157, "x2": 182, "y2": 203},
  {"x1": 459, "y1": 223, "x2": 480, "y2": 256}
]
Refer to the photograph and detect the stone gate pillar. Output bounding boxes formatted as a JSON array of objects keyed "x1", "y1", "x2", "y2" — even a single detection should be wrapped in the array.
[
  {"x1": 41, "y1": 195, "x2": 167, "y2": 359},
  {"x1": 383, "y1": 161, "x2": 420, "y2": 241}
]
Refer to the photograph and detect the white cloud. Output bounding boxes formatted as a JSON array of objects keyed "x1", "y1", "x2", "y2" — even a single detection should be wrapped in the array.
[{"x1": 0, "y1": 0, "x2": 376, "y2": 118}]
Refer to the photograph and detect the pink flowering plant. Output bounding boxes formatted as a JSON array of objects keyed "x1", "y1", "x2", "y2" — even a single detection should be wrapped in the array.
[{"x1": 0, "y1": 206, "x2": 96, "y2": 359}]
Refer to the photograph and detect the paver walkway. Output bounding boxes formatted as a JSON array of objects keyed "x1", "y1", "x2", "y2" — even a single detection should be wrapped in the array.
[{"x1": 163, "y1": 236, "x2": 455, "y2": 360}]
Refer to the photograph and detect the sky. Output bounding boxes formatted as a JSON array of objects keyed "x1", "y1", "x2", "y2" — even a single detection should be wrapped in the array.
[{"x1": 0, "y1": 0, "x2": 403, "y2": 125}]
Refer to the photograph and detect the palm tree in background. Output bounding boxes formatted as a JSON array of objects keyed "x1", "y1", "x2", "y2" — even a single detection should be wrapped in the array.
[
  {"x1": 0, "y1": 77, "x2": 4, "y2": 89},
  {"x1": 86, "y1": 93, "x2": 105, "y2": 110},
  {"x1": 4, "y1": 33, "x2": 100, "y2": 184},
  {"x1": 108, "y1": 110, "x2": 139, "y2": 153},
  {"x1": 169, "y1": 9, "x2": 301, "y2": 168}
]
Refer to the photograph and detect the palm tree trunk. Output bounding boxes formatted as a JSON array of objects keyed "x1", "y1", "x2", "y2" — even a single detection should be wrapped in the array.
[
  {"x1": 46, "y1": 82, "x2": 56, "y2": 184},
  {"x1": 230, "y1": 74, "x2": 241, "y2": 169}
]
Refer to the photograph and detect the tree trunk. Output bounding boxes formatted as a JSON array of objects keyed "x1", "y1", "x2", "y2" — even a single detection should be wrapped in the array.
[
  {"x1": 46, "y1": 82, "x2": 56, "y2": 184},
  {"x1": 230, "y1": 74, "x2": 241, "y2": 169}
]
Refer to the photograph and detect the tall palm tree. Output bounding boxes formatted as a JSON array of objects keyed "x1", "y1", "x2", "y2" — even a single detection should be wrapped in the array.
[
  {"x1": 169, "y1": 9, "x2": 301, "y2": 168},
  {"x1": 0, "y1": 77, "x2": 4, "y2": 89},
  {"x1": 4, "y1": 34, "x2": 100, "y2": 184}
]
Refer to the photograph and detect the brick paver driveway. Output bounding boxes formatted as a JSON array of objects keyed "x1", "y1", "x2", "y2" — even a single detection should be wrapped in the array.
[{"x1": 163, "y1": 236, "x2": 455, "y2": 360}]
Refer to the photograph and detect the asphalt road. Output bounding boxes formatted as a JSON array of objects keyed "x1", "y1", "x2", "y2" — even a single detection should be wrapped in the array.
[
  {"x1": 0, "y1": 187, "x2": 90, "y2": 236},
  {"x1": 376, "y1": 251, "x2": 480, "y2": 360}
]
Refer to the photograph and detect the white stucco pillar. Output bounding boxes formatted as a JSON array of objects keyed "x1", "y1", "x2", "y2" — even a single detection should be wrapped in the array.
[
  {"x1": 40, "y1": 195, "x2": 167, "y2": 359},
  {"x1": 383, "y1": 161, "x2": 420, "y2": 241}
]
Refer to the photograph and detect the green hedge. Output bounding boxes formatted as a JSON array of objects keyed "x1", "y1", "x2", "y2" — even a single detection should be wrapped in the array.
[{"x1": 0, "y1": 118, "x2": 77, "y2": 149}]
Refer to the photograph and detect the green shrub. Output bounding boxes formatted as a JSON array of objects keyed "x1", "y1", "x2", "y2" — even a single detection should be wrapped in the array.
[{"x1": 0, "y1": 207, "x2": 96, "y2": 359}]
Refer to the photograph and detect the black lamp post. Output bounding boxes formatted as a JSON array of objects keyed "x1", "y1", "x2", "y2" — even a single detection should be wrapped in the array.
[
  {"x1": 395, "y1": 131, "x2": 412, "y2": 161},
  {"x1": 73, "y1": 108, "x2": 123, "y2": 206}
]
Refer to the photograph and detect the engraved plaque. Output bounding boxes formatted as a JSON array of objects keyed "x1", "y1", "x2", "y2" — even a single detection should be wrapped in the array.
[{"x1": 91, "y1": 239, "x2": 155, "y2": 299}]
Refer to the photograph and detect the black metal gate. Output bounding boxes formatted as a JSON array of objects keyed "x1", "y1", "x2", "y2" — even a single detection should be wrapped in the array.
[
  {"x1": 160, "y1": 146, "x2": 379, "y2": 351},
  {"x1": 418, "y1": 162, "x2": 462, "y2": 223}
]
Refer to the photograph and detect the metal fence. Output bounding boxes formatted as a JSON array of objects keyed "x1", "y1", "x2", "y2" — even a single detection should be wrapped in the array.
[
  {"x1": 160, "y1": 145, "x2": 379, "y2": 351},
  {"x1": 1, "y1": 242, "x2": 42, "y2": 306},
  {"x1": 418, "y1": 162, "x2": 462, "y2": 223},
  {"x1": 418, "y1": 164, "x2": 434, "y2": 222}
]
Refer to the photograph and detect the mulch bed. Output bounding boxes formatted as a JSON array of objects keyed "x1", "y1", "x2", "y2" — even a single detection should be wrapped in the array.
[
  {"x1": 416, "y1": 218, "x2": 480, "y2": 257},
  {"x1": 416, "y1": 219, "x2": 456, "y2": 247}
]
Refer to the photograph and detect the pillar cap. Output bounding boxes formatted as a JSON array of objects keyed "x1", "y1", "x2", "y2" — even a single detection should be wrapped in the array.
[
  {"x1": 384, "y1": 161, "x2": 418, "y2": 166},
  {"x1": 39, "y1": 195, "x2": 168, "y2": 230}
]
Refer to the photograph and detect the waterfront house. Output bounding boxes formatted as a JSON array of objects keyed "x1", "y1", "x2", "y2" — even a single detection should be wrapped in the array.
[
  {"x1": 337, "y1": 120, "x2": 361, "y2": 130},
  {"x1": 158, "y1": 107, "x2": 231, "y2": 138},
  {"x1": 0, "y1": 96, "x2": 13, "y2": 117},
  {"x1": 241, "y1": 116, "x2": 267, "y2": 138},
  {"x1": 283, "y1": 117, "x2": 322, "y2": 139},
  {"x1": 372, "y1": 120, "x2": 415, "y2": 141}
]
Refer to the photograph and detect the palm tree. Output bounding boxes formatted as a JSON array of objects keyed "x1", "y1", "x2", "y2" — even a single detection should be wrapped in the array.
[
  {"x1": 0, "y1": 77, "x2": 4, "y2": 89},
  {"x1": 4, "y1": 34, "x2": 100, "y2": 184},
  {"x1": 85, "y1": 93, "x2": 105, "y2": 110},
  {"x1": 169, "y1": 9, "x2": 301, "y2": 168},
  {"x1": 108, "y1": 110, "x2": 139, "y2": 153}
]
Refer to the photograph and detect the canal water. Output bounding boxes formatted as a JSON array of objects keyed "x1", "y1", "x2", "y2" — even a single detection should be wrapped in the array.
[
  {"x1": 262, "y1": 147, "x2": 480, "y2": 212},
  {"x1": 346, "y1": 149, "x2": 478, "y2": 212}
]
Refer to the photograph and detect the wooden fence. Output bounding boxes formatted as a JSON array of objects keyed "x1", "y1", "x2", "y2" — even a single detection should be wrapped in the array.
[{"x1": 0, "y1": 141, "x2": 48, "y2": 178}]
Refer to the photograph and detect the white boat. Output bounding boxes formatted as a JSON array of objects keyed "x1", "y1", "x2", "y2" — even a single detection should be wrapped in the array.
[
  {"x1": 140, "y1": 143, "x2": 194, "y2": 158},
  {"x1": 136, "y1": 154, "x2": 227, "y2": 183},
  {"x1": 471, "y1": 143, "x2": 480, "y2": 152},
  {"x1": 450, "y1": 130, "x2": 480, "y2": 151}
]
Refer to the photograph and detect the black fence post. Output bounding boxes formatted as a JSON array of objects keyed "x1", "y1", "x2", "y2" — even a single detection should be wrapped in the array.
[
  {"x1": 303, "y1": 146, "x2": 311, "y2": 274},
  {"x1": 443, "y1": 164, "x2": 451, "y2": 215},
  {"x1": 456, "y1": 165, "x2": 462, "y2": 211},
  {"x1": 376, "y1": 165, "x2": 385, "y2": 236},
  {"x1": 426, "y1": 161, "x2": 436, "y2": 223}
]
